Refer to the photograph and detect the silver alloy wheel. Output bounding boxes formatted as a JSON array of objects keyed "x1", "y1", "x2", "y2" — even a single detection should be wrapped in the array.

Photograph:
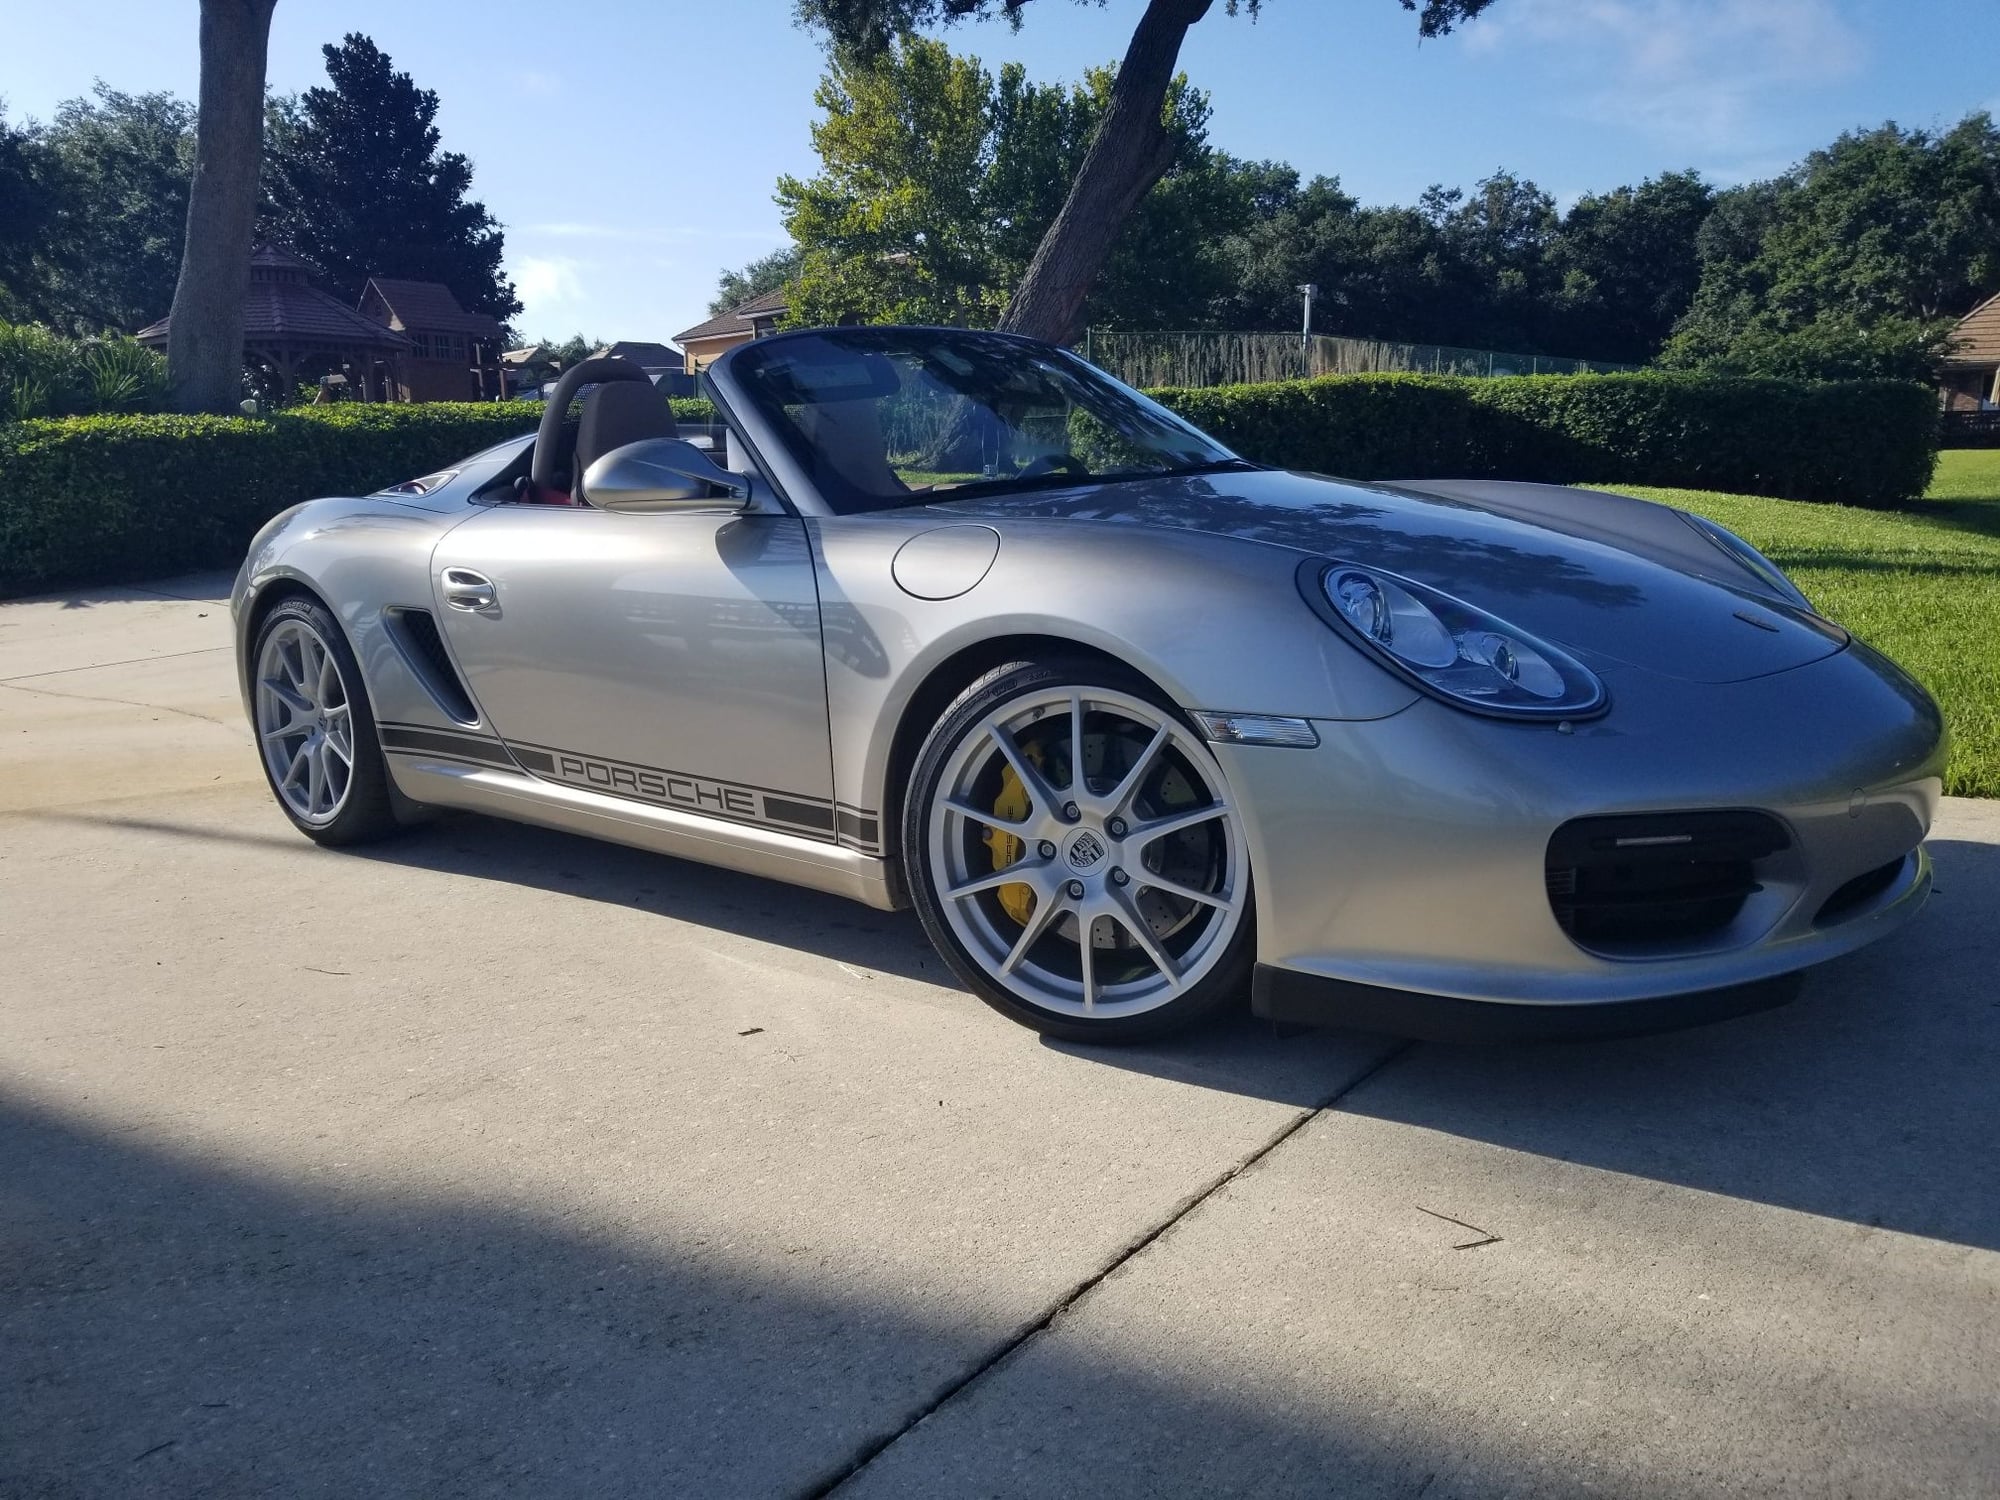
[
  {"x1": 255, "y1": 618, "x2": 355, "y2": 825},
  {"x1": 927, "y1": 685, "x2": 1246, "y2": 1019}
]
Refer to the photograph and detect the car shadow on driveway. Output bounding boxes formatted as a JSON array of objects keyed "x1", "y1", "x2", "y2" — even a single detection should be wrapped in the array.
[
  {"x1": 25, "y1": 801, "x2": 1404, "y2": 1111},
  {"x1": 1088, "y1": 836, "x2": 2000, "y2": 1255},
  {"x1": 27, "y1": 805, "x2": 1999, "y2": 1255},
  {"x1": 0, "y1": 1087, "x2": 1476, "y2": 1500}
]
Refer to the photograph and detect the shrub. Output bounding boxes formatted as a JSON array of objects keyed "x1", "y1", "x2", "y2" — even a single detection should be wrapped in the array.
[
  {"x1": 0, "y1": 404, "x2": 534, "y2": 596},
  {"x1": 0, "y1": 396, "x2": 729, "y2": 597},
  {"x1": 0, "y1": 368, "x2": 1934, "y2": 599},
  {"x1": 1151, "y1": 371, "x2": 1939, "y2": 509},
  {"x1": 0, "y1": 322, "x2": 170, "y2": 419}
]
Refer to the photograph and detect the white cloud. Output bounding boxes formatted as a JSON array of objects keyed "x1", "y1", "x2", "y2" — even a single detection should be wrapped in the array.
[
  {"x1": 513, "y1": 255, "x2": 587, "y2": 321},
  {"x1": 1467, "y1": 0, "x2": 1864, "y2": 151}
]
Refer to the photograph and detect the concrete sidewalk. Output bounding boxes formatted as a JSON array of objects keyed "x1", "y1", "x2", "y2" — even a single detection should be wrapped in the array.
[{"x1": 2, "y1": 576, "x2": 1995, "y2": 1498}]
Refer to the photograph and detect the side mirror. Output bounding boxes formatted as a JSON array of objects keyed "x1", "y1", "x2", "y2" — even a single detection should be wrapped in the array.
[{"x1": 582, "y1": 438, "x2": 750, "y2": 514}]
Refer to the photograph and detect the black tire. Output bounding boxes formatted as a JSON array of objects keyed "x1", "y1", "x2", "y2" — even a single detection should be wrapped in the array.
[
  {"x1": 250, "y1": 595, "x2": 401, "y2": 846},
  {"x1": 903, "y1": 655, "x2": 1255, "y2": 1043}
]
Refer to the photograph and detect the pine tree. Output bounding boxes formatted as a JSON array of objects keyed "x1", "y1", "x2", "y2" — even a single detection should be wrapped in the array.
[{"x1": 261, "y1": 33, "x2": 519, "y2": 322}]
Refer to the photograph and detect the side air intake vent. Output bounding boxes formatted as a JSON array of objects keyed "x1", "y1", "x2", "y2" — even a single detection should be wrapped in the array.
[
  {"x1": 386, "y1": 608, "x2": 479, "y2": 724},
  {"x1": 1546, "y1": 810, "x2": 1791, "y2": 953}
]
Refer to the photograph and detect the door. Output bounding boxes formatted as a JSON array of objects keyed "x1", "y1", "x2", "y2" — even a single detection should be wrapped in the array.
[{"x1": 430, "y1": 503, "x2": 838, "y2": 843}]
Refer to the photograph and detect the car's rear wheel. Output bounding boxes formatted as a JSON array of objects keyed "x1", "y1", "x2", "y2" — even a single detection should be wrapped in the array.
[
  {"x1": 905, "y1": 657, "x2": 1254, "y2": 1042},
  {"x1": 252, "y1": 597, "x2": 399, "y2": 845}
]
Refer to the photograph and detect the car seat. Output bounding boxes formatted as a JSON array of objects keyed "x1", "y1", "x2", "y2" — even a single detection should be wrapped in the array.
[
  {"x1": 572, "y1": 382, "x2": 681, "y2": 498},
  {"x1": 798, "y1": 399, "x2": 905, "y2": 502}
]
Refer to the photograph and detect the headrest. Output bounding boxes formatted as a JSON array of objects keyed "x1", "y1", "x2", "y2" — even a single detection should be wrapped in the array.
[{"x1": 575, "y1": 380, "x2": 680, "y2": 479}]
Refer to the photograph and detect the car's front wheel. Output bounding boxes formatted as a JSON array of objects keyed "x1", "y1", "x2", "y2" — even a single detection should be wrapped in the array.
[
  {"x1": 251, "y1": 596, "x2": 399, "y2": 845},
  {"x1": 904, "y1": 657, "x2": 1254, "y2": 1042}
]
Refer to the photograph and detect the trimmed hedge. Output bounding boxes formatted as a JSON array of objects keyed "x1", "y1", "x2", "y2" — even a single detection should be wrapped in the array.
[
  {"x1": 0, "y1": 398, "x2": 718, "y2": 597},
  {"x1": 0, "y1": 373, "x2": 1936, "y2": 598},
  {"x1": 1151, "y1": 372, "x2": 1939, "y2": 509}
]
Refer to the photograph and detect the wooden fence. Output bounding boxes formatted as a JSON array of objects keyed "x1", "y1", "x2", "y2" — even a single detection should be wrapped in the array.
[
  {"x1": 1079, "y1": 330, "x2": 1639, "y2": 389},
  {"x1": 1942, "y1": 410, "x2": 2000, "y2": 448}
]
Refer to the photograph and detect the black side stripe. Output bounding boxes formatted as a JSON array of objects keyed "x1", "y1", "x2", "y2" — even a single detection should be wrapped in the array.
[
  {"x1": 765, "y1": 796, "x2": 838, "y2": 834},
  {"x1": 836, "y1": 808, "x2": 881, "y2": 850},
  {"x1": 381, "y1": 723, "x2": 883, "y2": 852},
  {"x1": 378, "y1": 725, "x2": 516, "y2": 768}
]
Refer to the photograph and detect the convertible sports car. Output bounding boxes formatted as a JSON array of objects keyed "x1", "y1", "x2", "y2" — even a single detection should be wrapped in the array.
[{"x1": 232, "y1": 327, "x2": 1945, "y2": 1042}]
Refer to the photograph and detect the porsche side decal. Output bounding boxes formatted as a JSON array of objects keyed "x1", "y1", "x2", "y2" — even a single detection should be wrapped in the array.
[{"x1": 378, "y1": 723, "x2": 884, "y2": 853}]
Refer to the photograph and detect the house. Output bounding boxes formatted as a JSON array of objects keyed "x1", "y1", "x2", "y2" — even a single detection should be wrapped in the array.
[
  {"x1": 358, "y1": 277, "x2": 506, "y2": 402},
  {"x1": 499, "y1": 344, "x2": 560, "y2": 396},
  {"x1": 588, "y1": 340, "x2": 700, "y2": 397},
  {"x1": 671, "y1": 287, "x2": 789, "y2": 373},
  {"x1": 136, "y1": 243, "x2": 409, "y2": 402},
  {"x1": 592, "y1": 340, "x2": 683, "y2": 374},
  {"x1": 1940, "y1": 292, "x2": 2000, "y2": 413}
]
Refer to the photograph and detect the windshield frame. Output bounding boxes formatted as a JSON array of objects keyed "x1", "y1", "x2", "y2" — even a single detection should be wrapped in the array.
[{"x1": 706, "y1": 325, "x2": 1245, "y2": 518}]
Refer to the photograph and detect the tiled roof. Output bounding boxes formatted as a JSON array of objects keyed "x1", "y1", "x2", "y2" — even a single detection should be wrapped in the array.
[
  {"x1": 135, "y1": 279, "x2": 410, "y2": 350},
  {"x1": 362, "y1": 277, "x2": 504, "y2": 338},
  {"x1": 673, "y1": 286, "x2": 789, "y2": 345},
  {"x1": 1946, "y1": 292, "x2": 2000, "y2": 365},
  {"x1": 593, "y1": 341, "x2": 681, "y2": 367},
  {"x1": 250, "y1": 243, "x2": 313, "y2": 275}
]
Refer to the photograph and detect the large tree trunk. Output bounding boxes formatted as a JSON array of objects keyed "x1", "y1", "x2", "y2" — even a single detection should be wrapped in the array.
[
  {"x1": 999, "y1": 0, "x2": 1214, "y2": 345},
  {"x1": 167, "y1": 0, "x2": 277, "y2": 413}
]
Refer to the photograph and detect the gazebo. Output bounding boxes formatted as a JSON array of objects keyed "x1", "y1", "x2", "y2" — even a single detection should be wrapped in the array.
[{"x1": 137, "y1": 244, "x2": 410, "y2": 401}]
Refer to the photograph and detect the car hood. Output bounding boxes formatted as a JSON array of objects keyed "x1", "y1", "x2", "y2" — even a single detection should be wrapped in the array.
[{"x1": 926, "y1": 468, "x2": 1845, "y2": 685}]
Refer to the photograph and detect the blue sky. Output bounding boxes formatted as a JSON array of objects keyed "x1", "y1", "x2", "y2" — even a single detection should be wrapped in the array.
[{"x1": 6, "y1": 1, "x2": 1998, "y2": 345}]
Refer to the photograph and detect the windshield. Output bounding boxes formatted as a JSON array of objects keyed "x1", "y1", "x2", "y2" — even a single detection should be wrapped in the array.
[{"x1": 728, "y1": 327, "x2": 1243, "y2": 514}]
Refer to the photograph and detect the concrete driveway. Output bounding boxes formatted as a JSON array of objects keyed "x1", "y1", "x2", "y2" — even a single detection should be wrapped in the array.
[{"x1": 2, "y1": 575, "x2": 1995, "y2": 1499}]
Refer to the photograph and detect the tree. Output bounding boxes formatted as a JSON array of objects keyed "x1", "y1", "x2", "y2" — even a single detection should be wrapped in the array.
[
  {"x1": 1052, "y1": 65, "x2": 1246, "y2": 328},
  {"x1": 777, "y1": 35, "x2": 1231, "y2": 330},
  {"x1": 523, "y1": 332, "x2": 599, "y2": 368},
  {"x1": 795, "y1": 0, "x2": 1499, "y2": 344},
  {"x1": 1663, "y1": 114, "x2": 2000, "y2": 379},
  {"x1": 1544, "y1": 170, "x2": 1713, "y2": 365},
  {"x1": 28, "y1": 87, "x2": 197, "y2": 334},
  {"x1": 0, "y1": 104, "x2": 58, "y2": 323},
  {"x1": 260, "y1": 34, "x2": 519, "y2": 323},
  {"x1": 167, "y1": 0, "x2": 277, "y2": 413},
  {"x1": 781, "y1": 38, "x2": 1007, "y2": 327},
  {"x1": 710, "y1": 246, "x2": 803, "y2": 314}
]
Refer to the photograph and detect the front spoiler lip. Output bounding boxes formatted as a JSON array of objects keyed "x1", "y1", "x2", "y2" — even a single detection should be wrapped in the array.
[
  {"x1": 1251, "y1": 963, "x2": 1810, "y2": 1043},
  {"x1": 1253, "y1": 846, "x2": 1930, "y2": 1039}
]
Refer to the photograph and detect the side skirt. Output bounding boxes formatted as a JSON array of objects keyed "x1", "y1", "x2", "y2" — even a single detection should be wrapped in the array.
[{"x1": 386, "y1": 752, "x2": 903, "y2": 912}]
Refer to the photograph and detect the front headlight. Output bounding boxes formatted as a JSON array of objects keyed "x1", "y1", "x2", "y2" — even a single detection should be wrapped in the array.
[
  {"x1": 1678, "y1": 513, "x2": 1811, "y2": 610},
  {"x1": 1301, "y1": 560, "x2": 1607, "y2": 720}
]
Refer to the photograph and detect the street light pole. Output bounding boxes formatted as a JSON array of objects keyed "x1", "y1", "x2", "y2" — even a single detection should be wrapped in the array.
[{"x1": 1297, "y1": 283, "x2": 1318, "y2": 350}]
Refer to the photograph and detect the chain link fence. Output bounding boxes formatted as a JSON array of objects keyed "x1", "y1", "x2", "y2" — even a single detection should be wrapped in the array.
[{"x1": 1080, "y1": 329, "x2": 1639, "y2": 388}]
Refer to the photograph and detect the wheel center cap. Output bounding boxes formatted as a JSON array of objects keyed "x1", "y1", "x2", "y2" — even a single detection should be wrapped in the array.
[{"x1": 1064, "y1": 829, "x2": 1108, "y2": 873}]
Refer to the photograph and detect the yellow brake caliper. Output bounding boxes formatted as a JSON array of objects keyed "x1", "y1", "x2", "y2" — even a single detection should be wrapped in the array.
[{"x1": 984, "y1": 749, "x2": 1042, "y2": 927}]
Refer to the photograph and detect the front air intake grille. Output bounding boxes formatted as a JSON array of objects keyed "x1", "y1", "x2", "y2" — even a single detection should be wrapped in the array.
[
  {"x1": 387, "y1": 608, "x2": 479, "y2": 724},
  {"x1": 1546, "y1": 811, "x2": 1790, "y2": 950},
  {"x1": 1815, "y1": 855, "x2": 1907, "y2": 926}
]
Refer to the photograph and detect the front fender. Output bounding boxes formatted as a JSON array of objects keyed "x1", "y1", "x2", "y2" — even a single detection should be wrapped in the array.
[
  {"x1": 811, "y1": 514, "x2": 1418, "y2": 840},
  {"x1": 230, "y1": 496, "x2": 471, "y2": 730}
]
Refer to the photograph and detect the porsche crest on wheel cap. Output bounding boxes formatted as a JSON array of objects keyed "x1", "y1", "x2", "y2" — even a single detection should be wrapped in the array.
[{"x1": 1065, "y1": 830, "x2": 1108, "y2": 871}]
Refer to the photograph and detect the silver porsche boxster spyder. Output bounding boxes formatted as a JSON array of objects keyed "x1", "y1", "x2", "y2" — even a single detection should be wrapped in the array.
[{"x1": 231, "y1": 327, "x2": 1945, "y2": 1042}]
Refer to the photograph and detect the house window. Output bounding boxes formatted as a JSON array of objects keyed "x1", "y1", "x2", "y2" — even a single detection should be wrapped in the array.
[{"x1": 408, "y1": 332, "x2": 432, "y2": 359}]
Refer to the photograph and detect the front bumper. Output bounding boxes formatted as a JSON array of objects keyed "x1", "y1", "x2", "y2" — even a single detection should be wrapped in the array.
[
  {"x1": 1213, "y1": 640, "x2": 1945, "y2": 1032},
  {"x1": 1252, "y1": 962, "x2": 1814, "y2": 1043}
]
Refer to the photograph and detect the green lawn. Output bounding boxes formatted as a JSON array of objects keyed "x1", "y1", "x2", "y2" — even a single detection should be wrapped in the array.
[{"x1": 1606, "y1": 449, "x2": 2000, "y2": 798}]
